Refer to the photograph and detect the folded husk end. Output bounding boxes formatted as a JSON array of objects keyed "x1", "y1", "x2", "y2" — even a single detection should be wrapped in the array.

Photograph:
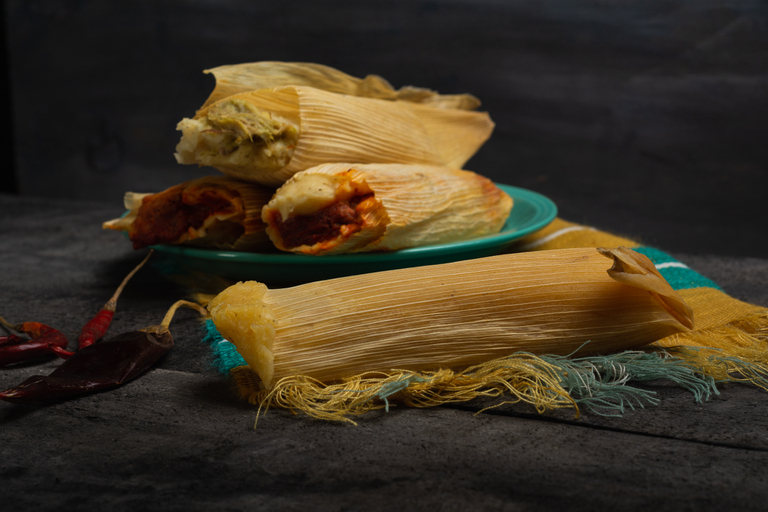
[
  {"x1": 208, "y1": 281, "x2": 277, "y2": 386},
  {"x1": 597, "y1": 246, "x2": 694, "y2": 330}
]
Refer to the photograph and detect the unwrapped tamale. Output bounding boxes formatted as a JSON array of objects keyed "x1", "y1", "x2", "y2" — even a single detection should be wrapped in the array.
[
  {"x1": 174, "y1": 85, "x2": 494, "y2": 186},
  {"x1": 261, "y1": 163, "x2": 513, "y2": 255},
  {"x1": 103, "y1": 176, "x2": 274, "y2": 251},
  {"x1": 208, "y1": 247, "x2": 694, "y2": 388}
]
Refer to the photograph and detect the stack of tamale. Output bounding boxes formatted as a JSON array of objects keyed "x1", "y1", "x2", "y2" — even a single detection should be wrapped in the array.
[{"x1": 105, "y1": 61, "x2": 512, "y2": 255}]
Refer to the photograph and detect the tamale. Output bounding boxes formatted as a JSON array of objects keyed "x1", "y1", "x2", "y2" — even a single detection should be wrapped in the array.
[
  {"x1": 103, "y1": 176, "x2": 274, "y2": 251},
  {"x1": 174, "y1": 85, "x2": 494, "y2": 186},
  {"x1": 208, "y1": 247, "x2": 694, "y2": 388},
  {"x1": 199, "y1": 61, "x2": 482, "y2": 111},
  {"x1": 261, "y1": 163, "x2": 513, "y2": 255}
]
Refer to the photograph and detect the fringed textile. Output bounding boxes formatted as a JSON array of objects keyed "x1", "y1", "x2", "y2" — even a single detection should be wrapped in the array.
[{"x1": 202, "y1": 217, "x2": 768, "y2": 423}]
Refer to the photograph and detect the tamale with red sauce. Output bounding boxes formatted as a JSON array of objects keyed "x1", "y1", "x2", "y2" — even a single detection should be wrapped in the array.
[
  {"x1": 262, "y1": 163, "x2": 513, "y2": 255},
  {"x1": 104, "y1": 176, "x2": 274, "y2": 252}
]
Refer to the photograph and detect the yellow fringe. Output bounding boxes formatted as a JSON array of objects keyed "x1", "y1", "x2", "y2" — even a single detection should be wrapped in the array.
[
  {"x1": 231, "y1": 353, "x2": 581, "y2": 426},
  {"x1": 225, "y1": 311, "x2": 768, "y2": 425},
  {"x1": 657, "y1": 312, "x2": 768, "y2": 390}
]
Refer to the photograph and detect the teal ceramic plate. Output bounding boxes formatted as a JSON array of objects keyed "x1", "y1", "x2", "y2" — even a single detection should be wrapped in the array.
[{"x1": 151, "y1": 184, "x2": 557, "y2": 284}]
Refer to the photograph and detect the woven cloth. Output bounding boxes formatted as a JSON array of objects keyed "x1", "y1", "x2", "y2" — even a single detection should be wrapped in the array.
[{"x1": 202, "y1": 218, "x2": 768, "y2": 421}]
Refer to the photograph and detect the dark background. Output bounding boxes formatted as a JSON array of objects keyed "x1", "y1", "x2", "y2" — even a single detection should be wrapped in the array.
[{"x1": 2, "y1": 0, "x2": 766, "y2": 257}]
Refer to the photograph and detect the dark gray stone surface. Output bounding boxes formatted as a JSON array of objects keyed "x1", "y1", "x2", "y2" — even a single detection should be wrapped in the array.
[
  {"x1": 2, "y1": 1, "x2": 768, "y2": 509},
  {"x1": 1, "y1": 193, "x2": 768, "y2": 511}
]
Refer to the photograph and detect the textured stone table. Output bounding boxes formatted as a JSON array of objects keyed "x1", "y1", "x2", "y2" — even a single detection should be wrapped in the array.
[{"x1": 2, "y1": 193, "x2": 767, "y2": 511}]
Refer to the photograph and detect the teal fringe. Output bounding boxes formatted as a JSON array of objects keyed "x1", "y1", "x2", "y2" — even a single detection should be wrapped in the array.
[
  {"x1": 202, "y1": 319, "x2": 247, "y2": 375},
  {"x1": 203, "y1": 318, "x2": 723, "y2": 417},
  {"x1": 536, "y1": 351, "x2": 719, "y2": 416}
]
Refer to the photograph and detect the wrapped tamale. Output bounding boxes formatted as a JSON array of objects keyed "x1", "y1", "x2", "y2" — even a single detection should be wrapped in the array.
[
  {"x1": 174, "y1": 85, "x2": 494, "y2": 186},
  {"x1": 208, "y1": 247, "x2": 694, "y2": 388},
  {"x1": 199, "y1": 61, "x2": 482, "y2": 111},
  {"x1": 103, "y1": 176, "x2": 274, "y2": 251},
  {"x1": 261, "y1": 163, "x2": 513, "y2": 255}
]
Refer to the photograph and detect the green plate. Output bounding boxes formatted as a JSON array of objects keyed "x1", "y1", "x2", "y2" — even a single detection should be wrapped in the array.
[{"x1": 151, "y1": 184, "x2": 557, "y2": 284}]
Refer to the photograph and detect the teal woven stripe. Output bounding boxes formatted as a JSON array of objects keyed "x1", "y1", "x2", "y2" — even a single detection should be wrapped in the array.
[
  {"x1": 633, "y1": 247, "x2": 721, "y2": 291},
  {"x1": 202, "y1": 319, "x2": 247, "y2": 375}
]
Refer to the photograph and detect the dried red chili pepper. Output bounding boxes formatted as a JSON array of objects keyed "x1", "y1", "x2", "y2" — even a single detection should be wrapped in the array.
[
  {"x1": 9, "y1": 322, "x2": 69, "y2": 347},
  {"x1": 78, "y1": 250, "x2": 152, "y2": 349},
  {"x1": 0, "y1": 251, "x2": 152, "y2": 367},
  {"x1": 0, "y1": 318, "x2": 71, "y2": 366},
  {"x1": 0, "y1": 334, "x2": 25, "y2": 348},
  {"x1": 0, "y1": 300, "x2": 207, "y2": 403}
]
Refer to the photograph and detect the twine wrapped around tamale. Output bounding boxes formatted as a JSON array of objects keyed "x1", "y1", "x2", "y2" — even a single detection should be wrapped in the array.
[
  {"x1": 199, "y1": 61, "x2": 482, "y2": 111},
  {"x1": 208, "y1": 247, "x2": 693, "y2": 388},
  {"x1": 262, "y1": 163, "x2": 513, "y2": 255},
  {"x1": 102, "y1": 175, "x2": 273, "y2": 251},
  {"x1": 174, "y1": 85, "x2": 494, "y2": 186}
]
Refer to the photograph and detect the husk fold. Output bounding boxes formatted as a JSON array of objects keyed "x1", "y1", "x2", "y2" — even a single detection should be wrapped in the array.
[{"x1": 199, "y1": 61, "x2": 482, "y2": 111}]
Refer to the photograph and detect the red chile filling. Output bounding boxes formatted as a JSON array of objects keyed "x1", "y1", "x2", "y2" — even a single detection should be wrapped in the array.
[
  {"x1": 273, "y1": 194, "x2": 372, "y2": 248},
  {"x1": 130, "y1": 188, "x2": 240, "y2": 249}
]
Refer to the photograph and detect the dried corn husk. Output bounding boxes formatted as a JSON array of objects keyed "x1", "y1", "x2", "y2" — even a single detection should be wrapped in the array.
[
  {"x1": 199, "y1": 61, "x2": 481, "y2": 111},
  {"x1": 103, "y1": 176, "x2": 274, "y2": 251},
  {"x1": 262, "y1": 163, "x2": 513, "y2": 255},
  {"x1": 174, "y1": 85, "x2": 494, "y2": 186},
  {"x1": 208, "y1": 247, "x2": 694, "y2": 388}
]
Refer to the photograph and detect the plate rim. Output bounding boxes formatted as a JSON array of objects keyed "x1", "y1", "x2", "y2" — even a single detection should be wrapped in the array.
[{"x1": 149, "y1": 183, "x2": 557, "y2": 265}]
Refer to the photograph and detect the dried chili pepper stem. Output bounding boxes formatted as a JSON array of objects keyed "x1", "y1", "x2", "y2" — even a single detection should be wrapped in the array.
[
  {"x1": 78, "y1": 250, "x2": 153, "y2": 349},
  {"x1": 143, "y1": 300, "x2": 209, "y2": 337},
  {"x1": 105, "y1": 250, "x2": 154, "y2": 312},
  {"x1": 0, "y1": 315, "x2": 17, "y2": 333}
]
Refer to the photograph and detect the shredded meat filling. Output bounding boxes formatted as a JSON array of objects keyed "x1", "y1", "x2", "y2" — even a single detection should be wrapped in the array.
[
  {"x1": 274, "y1": 194, "x2": 371, "y2": 248},
  {"x1": 129, "y1": 187, "x2": 238, "y2": 249}
]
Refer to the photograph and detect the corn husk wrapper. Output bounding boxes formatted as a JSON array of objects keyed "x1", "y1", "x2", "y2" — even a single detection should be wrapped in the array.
[
  {"x1": 175, "y1": 85, "x2": 494, "y2": 186},
  {"x1": 103, "y1": 176, "x2": 274, "y2": 251},
  {"x1": 199, "y1": 61, "x2": 481, "y2": 111},
  {"x1": 262, "y1": 163, "x2": 513, "y2": 255},
  {"x1": 208, "y1": 247, "x2": 694, "y2": 388}
]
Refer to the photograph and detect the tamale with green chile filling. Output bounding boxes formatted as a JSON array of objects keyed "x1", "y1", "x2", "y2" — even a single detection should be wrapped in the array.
[{"x1": 174, "y1": 85, "x2": 494, "y2": 186}]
